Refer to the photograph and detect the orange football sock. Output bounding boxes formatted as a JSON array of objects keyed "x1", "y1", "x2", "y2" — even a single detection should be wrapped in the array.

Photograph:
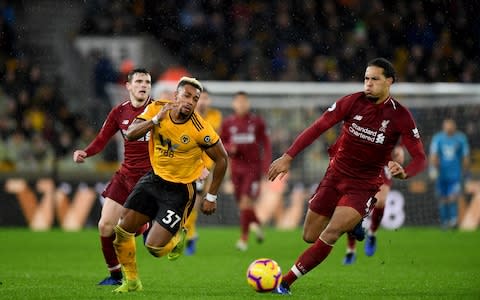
[
  {"x1": 184, "y1": 210, "x2": 198, "y2": 240},
  {"x1": 113, "y1": 225, "x2": 138, "y2": 281}
]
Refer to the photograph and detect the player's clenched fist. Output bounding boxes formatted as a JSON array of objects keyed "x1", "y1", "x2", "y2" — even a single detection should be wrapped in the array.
[
  {"x1": 388, "y1": 160, "x2": 407, "y2": 179},
  {"x1": 201, "y1": 199, "x2": 216, "y2": 215},
  {"x1": 73, "y1": 150, "x2": 87, "y2": 163}
]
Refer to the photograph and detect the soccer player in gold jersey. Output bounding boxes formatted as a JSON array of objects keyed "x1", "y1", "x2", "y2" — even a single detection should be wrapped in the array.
[
  {"x1": 112, "y1": 77, "x2": 228, "y2": 293},
  {"x1": 184, "y1": 88, "x2": 222, "y2": 255}
]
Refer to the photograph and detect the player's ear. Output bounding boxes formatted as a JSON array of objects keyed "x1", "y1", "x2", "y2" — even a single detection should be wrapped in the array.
[{"x1": 386, "y1": 77, "x2": 394, "y2": 86}]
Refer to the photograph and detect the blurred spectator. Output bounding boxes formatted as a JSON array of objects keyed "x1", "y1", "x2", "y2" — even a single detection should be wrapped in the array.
[
  {"x1": 0, "y1": 14, "x2": 15, "y2": 60},
  {"x1": 5, "y1": 130, "x2": 31, "y2": 171},
  {"x1": 157, "y1": 63, "x2": 191, "y2": 82},
  {"x1": 91, "y1": 49, "x2": 118, "y2": 99},
  {"x1": 0, "y1": 0, "x2": 15, "y2": 26},
  {"x1": 2, "y1": 68, "x2": 19, "y2": 95},
  {"x1": 27, "y1": 63, "x2": 41, "y2": 96},
  {"x1": 118, "y1": 55, "x2": 134, "y2": 84},
  {"x1": 30, "y1": 133, "x2": 55, "y2": 172}
]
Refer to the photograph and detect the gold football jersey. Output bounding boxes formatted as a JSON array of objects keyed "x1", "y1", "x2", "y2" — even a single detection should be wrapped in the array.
[{"x1": 138, "y1": 100, "x2": 219, "y2": 183}]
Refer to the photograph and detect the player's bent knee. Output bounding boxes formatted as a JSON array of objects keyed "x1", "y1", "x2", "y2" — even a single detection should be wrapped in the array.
[
  {"x1": 145, "y1": 244, "x2": 169, "y2": 258},
  {"x1": 303, "y1": 235, "x2": 316, "y2": 243},
  {"x1": 302, "y1": 230, "x2": 318, "y2": 243},
  {"x1": 98, "y1": 219, "x2": 115, "y2": 236}
]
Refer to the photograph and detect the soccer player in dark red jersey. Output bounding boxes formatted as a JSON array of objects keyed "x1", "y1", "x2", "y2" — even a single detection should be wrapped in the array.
[
  {"x1": 343, "y1": 145, "x2": 405, "y2": 265},
  {"x1": 73, "y1": 68, "x2": 153, "y2": 286},
  {"x1": 221, "y1": 91, "x2": 272, "y2": 251},
  {"x1": 268, "y1": 58, "x2": 427, "y2": 295}
]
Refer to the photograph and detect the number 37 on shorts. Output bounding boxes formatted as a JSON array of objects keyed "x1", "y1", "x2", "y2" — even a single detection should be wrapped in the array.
[{"x1": 161, "y1": 209, "x2": 182, "y2": 228}]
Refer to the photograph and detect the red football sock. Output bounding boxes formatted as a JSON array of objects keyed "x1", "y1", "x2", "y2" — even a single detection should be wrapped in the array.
[
  {"x1": 370, "y1": 207, "x2": 385, "y2": 233},
  {"x1": 240, "y1": 208, "x2": 261, "y2": 241},
  {"x1": 347, "y1": 234, "x2": 356, "y2": 252},
  {"x1": 283, "y1": 238, "x2": 333, "y2": 287},
  {"x1": 100, "y1": 235, "x2": 121, "y2": 275},
  {"x1": 249, "y1": 208, "x2": 260, "y2": 225},
  {"x1": 240, "y1": 209, "x2": 253, "y2": 241}
]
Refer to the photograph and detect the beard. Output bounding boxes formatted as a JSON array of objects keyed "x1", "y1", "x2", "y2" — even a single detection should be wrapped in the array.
[
  {"x1": 178, "y1": 109, "x2": 192, "y2": 120},
  {"x1": 365, "y1": 94, "x2": 379, "y2": 102}
]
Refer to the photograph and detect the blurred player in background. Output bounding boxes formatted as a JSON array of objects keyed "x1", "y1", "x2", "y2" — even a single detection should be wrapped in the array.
[
  {"x1": 429, "y1": 118, "x2": 470, "y2": 229},
  {"x1": 268, "y1": 58, "x2": 427, "y2": 295},
  {"x1": 73, "y1": 68, "x2": 152, "y2": 285},
  {"x1": 184, "y1": 88, "x2": 223, "y2": 255},
  {"x1": 343, "y1": 145, "x2": 405, "y2": 265},
  {"x1": 112, "y1": 77, "x2": 228, "y2": 293},
  {"x1": 221, "y1": 91, "x2": 272, "y2": 251}
]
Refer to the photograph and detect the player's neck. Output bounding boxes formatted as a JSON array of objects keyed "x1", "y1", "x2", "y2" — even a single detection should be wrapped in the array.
[
  {"x1": 375, "y1": 94, "x2": 390, "y2": 104},
  {"x1": 236, "y1": 112, "x2": 249, "y2": 118},
  {"x1": 169, "y1": 110, "x2": 190, "y2": 123},
  {"x1": 131, "y1": 97, "x2": 148, "y2": 108}
]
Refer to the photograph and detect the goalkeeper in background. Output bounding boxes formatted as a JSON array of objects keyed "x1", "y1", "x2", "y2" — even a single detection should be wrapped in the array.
[
  {"x1": 184, "y1": 88, "x2": 223, "y2": 255},
  {"x1": 429, "y1": 118, "x2": 470, "y2": 229}
]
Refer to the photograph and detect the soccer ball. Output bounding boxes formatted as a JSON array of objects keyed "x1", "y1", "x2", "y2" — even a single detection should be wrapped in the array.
[{"x1": 246, "y1": 258, "x2": 282, "y2": 292}]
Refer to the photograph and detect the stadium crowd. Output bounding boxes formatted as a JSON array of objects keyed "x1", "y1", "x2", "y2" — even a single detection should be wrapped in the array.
[
  {"x1": 0, "y1": 2, "x2": 99, "y2": 173},
  {"x1": 80, "y1": 0, "x2": 479, "y2": 82},
  {"x1": 1, "y1": 0, "x2": 479, "y2": 174}
]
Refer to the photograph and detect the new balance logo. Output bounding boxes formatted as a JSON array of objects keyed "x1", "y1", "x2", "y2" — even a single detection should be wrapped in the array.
[{"x1": 353, "y1": 115, "x2": 363, "y2": 121}]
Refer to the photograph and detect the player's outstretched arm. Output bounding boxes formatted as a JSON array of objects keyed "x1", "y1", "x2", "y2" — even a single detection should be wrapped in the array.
[
  {"x1": 77, "y1": 109, "x2": 120, "y2": 158},
  {"x1": 202, "y1": 140, "x2": 228, "y2": 215},
  {"x1": 268, "y1": 154, "x2": 293, "y2": 181}
]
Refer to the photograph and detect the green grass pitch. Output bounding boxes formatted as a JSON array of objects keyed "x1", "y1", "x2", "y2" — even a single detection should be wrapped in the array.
[{"x1": 0, "y1": 227, "x2": 479, "y2": 299}]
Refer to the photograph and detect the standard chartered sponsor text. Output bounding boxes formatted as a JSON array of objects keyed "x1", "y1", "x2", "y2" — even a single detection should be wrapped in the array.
[{"x1": 349, "y1": 123, "x2": 377, "y2": 142}]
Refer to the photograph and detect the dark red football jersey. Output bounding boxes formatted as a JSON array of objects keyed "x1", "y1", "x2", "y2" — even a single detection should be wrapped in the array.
[
  {"x1": 84, "y1": 99, "x2": 152, "y2": 176},
  {"x1": 221, "y1": 112, "x2": 272, "y2": 174},
  {"x1": 286, "y1": 92, "x2": 426, "y2": 183}
]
